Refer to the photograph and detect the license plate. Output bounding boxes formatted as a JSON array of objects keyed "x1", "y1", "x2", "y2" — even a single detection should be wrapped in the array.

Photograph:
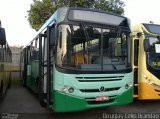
[{"x1": 96, "y1": 96, "x2": 109, "y2": 101}]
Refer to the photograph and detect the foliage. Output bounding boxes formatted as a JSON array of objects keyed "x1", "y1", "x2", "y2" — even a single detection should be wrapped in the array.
[
  {"x1": 28, "y1": 0, "x2": 55, "y2": 31},
  {"x1": 95, "y1": 0, "x2": 125, "y2": 15},
  {"x1": 28, "y1": 0, "x2": 125, "y2": 31}
]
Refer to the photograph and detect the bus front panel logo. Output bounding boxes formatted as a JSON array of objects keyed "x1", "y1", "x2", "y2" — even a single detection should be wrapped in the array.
[{"x1": 99, "y1": 86, "x2": 105, "y2": 92}]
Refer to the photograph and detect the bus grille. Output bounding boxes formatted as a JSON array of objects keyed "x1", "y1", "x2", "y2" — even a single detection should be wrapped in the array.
[
  {"x1": 80, "y1": 87, "x2": 120, "y2": 93},
  {"x1": 76, "y1": 76, "x2": 124, "y2": 82}
]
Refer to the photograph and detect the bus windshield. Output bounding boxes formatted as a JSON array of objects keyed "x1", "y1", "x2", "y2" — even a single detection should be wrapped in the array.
[
  {"x1": 56, "y1": 24, "x2": 131, "y2": 72},
  {"x1": 146, "y1": 37, "x2": 160, "y2": 70},
  {"x1": 143, "y1": 23, "x2": 160, "y2": 34}
]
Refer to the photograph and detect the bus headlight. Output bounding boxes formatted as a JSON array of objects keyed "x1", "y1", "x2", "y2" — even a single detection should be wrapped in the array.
[
  {"x1": 62, "y1": 86, "x2": 68, "y2": 93},
  {"x1": 125, "y1": 83, "x2": 132, "y2": 89},
  {"x1": 125, "y1": 84, "x2": 129, "y2": 89},
  {"x1": 68, "y1": 87, "x2": 74, "y2": 93}
]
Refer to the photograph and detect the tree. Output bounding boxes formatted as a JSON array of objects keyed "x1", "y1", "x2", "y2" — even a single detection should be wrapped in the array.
[
  {"x1": 108, "y1": 0, "x2": 125, "y2": 15},
  {"x1": 27, "y1": 0, "x2": 125, "y2": 31},
  {"x1": 28, "y1": 0, "x2": 55, "y2": 31},
  {"x1": 95, "y1": 0, "x2": 125, "y2": 15}
]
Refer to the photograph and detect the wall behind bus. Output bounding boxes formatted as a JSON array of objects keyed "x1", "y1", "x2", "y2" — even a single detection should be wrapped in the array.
[{"x1": 10, "y1": 46, "x2": 23, "y2": 80}]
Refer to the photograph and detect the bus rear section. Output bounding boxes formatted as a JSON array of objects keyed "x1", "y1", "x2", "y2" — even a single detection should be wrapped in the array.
[
  {"x1": 132, "y1": 23, "x2": 160, "y2": 99},
  {"x1": 21, "y1": 7, "x2": 133, "y2": 112}
]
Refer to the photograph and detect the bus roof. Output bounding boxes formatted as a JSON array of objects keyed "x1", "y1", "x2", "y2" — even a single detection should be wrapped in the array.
[{"x1": 37, "y1": 7, "x2": 129, "y2": 34}]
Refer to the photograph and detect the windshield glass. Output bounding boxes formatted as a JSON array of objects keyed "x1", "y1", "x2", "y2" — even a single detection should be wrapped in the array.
[
  {"x1": 143, "y1": 24, "x2": 160, "y2": 34},
  {"x1": 146, "y1": 36, "x2": 160, "y2": 69},
  {"x1": 56, "y1": 24, "x2": 131, "y2": 72}
]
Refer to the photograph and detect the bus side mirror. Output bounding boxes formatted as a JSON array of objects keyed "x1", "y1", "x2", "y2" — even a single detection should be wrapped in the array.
[
  {"x1": 144, "y1": 39, "x2": 150, "y2": 51},
  {"x1": 0, "y1": 28, "x2": 6, "y2": 45}
]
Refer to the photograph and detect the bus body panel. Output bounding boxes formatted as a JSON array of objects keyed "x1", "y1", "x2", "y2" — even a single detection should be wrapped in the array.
[{"x1": 132, "y1": 23, "x2": 160, "y2": 99}]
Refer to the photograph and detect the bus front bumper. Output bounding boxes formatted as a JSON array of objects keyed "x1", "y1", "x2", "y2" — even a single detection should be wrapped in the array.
[{"x1": 52, "y1": 88, "x2": 133, "y2": 112}]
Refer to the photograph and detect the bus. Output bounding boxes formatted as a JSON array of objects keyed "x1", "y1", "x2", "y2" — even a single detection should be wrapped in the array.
[
  {"x1": 132, "y1": 23, "x2": 160, "y2": 99},
  {"x1": 20, "y1": 7, "x2": 133, "y2": 112},
  {"x1": 0, "y1": 21, "x2": 12, "y2": 97}
]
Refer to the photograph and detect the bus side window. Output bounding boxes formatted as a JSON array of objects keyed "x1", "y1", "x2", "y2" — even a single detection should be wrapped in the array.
[
  {"x1": 30, "y1": 46, "x2": 34, "y2": 61},
  {"x1": 33, "y1": 50, "x2": 39, "y2": 60},
  {"x1": 27, "y1": 46, "x2": 31, "y2": 62},
  {"x1": 134, "y1": 39, "x2": 139, "y2": 66}
]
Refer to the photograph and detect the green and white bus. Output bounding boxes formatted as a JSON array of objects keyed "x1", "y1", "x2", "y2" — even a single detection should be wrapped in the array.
[
  {"x1": 20, "y1": 7, "x2": 133, "y2": 112},
  {"x1": 0, "y1": 21, "x2": 12, "y2": 97}
]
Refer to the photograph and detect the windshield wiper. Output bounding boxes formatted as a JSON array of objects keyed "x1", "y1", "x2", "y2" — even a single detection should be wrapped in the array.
[
  {"x1": 80, "y1": 23, "x2": 91, "y2": 47},
  {"x1": 111, "y1": 64, "x2": 118, "y2": 71}
]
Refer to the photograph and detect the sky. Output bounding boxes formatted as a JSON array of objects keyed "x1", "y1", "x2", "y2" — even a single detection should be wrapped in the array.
[
  {"x1": 0, "y1": 0, "x2": 160, "y2": 46},
  {"x1": 0, "y1": 0, "x2": 36, "y2": 46},
  {"x1": 123, "y1": 0, "x2": 160, "y2": 25}
]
